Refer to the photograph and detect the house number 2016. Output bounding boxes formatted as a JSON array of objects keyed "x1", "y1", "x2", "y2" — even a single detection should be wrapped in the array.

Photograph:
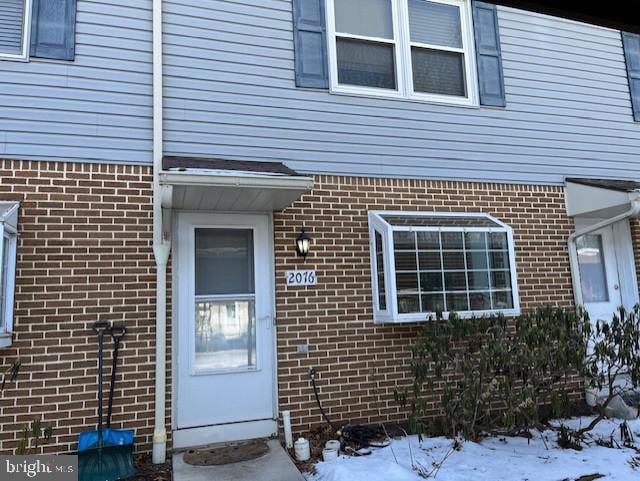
[{"x1": 285, "y1": 270, "x2": 317, "y2": 286}]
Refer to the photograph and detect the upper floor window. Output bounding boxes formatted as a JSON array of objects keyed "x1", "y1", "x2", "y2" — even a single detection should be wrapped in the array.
[
  {"x1": 369, "y1": 211, "x2": 520, "y2": 323},
  {"x1": 0, "y1": 202, "x2": 19, "y2": 348},
  {"x1": 327, "y1": 0, "x2": 478, "y2": 105},
  {"x1": 0, "y1": 0, "x2": 32, "y2": 60}
]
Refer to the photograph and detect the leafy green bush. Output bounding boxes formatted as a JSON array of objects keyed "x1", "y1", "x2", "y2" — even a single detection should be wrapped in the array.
[{"x1": 396, "y1": 306, "x2": 589, "y2": 439}]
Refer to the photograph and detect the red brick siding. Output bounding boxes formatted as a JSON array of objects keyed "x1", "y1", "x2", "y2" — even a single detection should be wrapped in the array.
[
  {"x1": 0, "y1": 160, "x2": 170, "y2": 455},
  {"x1": 274, "y1": 175, "x2": 578, "y2": 436}
]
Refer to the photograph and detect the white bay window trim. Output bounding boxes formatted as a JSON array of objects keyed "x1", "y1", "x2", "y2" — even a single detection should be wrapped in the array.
[
  {"x1": 326, "y1": 0, "x2": 478, "y2": 106},
  {"x1": 0, "y1": 0, "x2": 33, "y2": 61},
  {"x1": 368, "y1": 211, "x2": 520, "y2": 324},
  {"x1": 0, "y1": 202, "x2": 19, "y2": 348}
]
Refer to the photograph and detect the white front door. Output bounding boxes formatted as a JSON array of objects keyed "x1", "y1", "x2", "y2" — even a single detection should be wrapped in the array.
[
  {"x1": 576, "y1": 225, "x2": 622, "y2": 322},
  {"x1": 174, "y1": 213, "x2": 276, "y2": 446}
]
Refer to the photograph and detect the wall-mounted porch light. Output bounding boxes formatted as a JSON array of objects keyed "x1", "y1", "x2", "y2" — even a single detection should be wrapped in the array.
[{"x1": 295, "y1": 229, "x2": 311, "y2": 259}]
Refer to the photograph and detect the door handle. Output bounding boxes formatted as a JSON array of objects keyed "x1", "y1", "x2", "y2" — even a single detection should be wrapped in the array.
[{"x1": 613, "y1": 284, "x2": 620, "y2": 290}]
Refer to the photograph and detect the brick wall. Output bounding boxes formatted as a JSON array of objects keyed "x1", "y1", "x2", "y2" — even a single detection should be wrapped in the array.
[
  {"x1": 274, "y1": 175, "x2": 577, "y2": 436},
  {"x1": 0, "y1": 160, "x2": 169, "y2": 455}
]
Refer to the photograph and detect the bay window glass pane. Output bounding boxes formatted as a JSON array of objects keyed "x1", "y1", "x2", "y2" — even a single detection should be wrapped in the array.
[
  {"x1": 491, "y1": 270, "x2": 511, "y2": 289},
  {"x1": 337, "y1": 38, "x2": 396, "y2": 89},
  {"x1": 443, "y1": 251, "x2": 465, "y2": 269},
  {"x1": 493, "y1": 290, "x2": 514, "y2": 309},
  {"x1": 468, "y1": 270, "x2": 490, "y2": 290},
  {"x1": 447, "y1": 292, "x2": 469, "y2": 311},
  {"x1": 375, "y1": 231, "x2": 387, "y2": 310},
  {"x1": 395, "y1": 251, "x2": 418, "y2": 270},
  {"x1": 335, "y1": 0, "x2": 394, "y2": 39},
  {"x1": 420, "y1": 272, "x2": 443, "y2": 292},
  {"x1": 195, "y1": 229, "x2": 254, "y2": 295},
  {"x1": 489, "y1": 232, "x2": 509, "y2": 249},
  {"x1": 398, "y1": 294, "x2": 420, "y2": 313},
  {"x1": 408, "y1": 0, "x2": 463, "y2": 48},
  {"x1": 0, "y1": 238, "x2": 7, "y2": 328},
  {"x1": 419, "y1": 251, "x2": 441, "y2": 270},
  {"x1": 396, "y1": 272, "x2": 419, "y2": 291},
  {"x1": 422, "y1": 293, "x2": 444, "y2": 312},
  {"x1": 417, "y1": 231, "x2": 440, "y2": 249},
  {"x1": 489, "y1": 251, "x2": 508, "y2": 269},
  {"x1": 470, "y1": 292, "x2": 491, "y2": 310},
  {"x1": 441, "y1": 232, "x2": 463, "y2": 249},
  {"x1": 576, "y1": 234, "x2": 609, "y2": 303},
  {"x1": 412, "y1": 47, "x2": 466, "y2": 96},
  {"x1": 465, "y1": 232, "x2": 486, "y2": 250},
  {"x1": 394, "y1": 231, "x2": 416, "y2": 250},
  {"x1": 466, "y1": 251, "x2": 488, "y2": 270},
  {"x1": 444, "y1": 271, "x2": 466, "y2": 291}
]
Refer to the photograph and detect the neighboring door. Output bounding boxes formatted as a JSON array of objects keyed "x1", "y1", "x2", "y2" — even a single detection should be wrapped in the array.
[
  {"x1": 576, "y1": 225, "x2": 622, "y2": 322},
  {"x1": 175, "y1": 213, "x2": 275, "y2": 443}
]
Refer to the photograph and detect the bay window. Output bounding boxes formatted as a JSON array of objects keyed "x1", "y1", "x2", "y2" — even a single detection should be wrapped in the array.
[
  {"x1": 369, "y1": 211, "x2": 519, "y2": 323},
  {"x1": 327, "y1": 0, "x2": 477, "y2": 105},
  {"x1": 0, "y1": 202, "x2": 19, "y2": 348}
]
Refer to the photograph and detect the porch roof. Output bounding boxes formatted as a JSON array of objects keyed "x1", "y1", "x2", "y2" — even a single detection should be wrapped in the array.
[
  {"x1": 565, "y1": 177, "x2": 640, "y2": 218},
  {"x1": 159, "y1": 156, "x2": 313, "y2": 212}
]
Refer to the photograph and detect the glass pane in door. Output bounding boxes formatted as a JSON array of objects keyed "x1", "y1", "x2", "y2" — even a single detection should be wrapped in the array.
[
  {"x1": 194, "y1": 229, "x2": 256, "y2": 372},
  {"x1": 576, "y1": 234, "x2": 609, "y2": 303},
  {"x1": 195, "y1": 299, "x2": 256, "y2": 371}
]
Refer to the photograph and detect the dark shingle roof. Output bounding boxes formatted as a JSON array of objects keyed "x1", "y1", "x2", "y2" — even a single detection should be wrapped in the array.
[
  {"x1": 162, "y1": 156, "x2": 301, "y2": 176},
  {"x1": 566, "y1": 178, "x2": 640, "y2": 193}
]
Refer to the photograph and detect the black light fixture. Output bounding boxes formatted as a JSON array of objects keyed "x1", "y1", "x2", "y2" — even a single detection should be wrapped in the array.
[{"x1": 295, "y1": 228, "x2": 311, "y2": 259}]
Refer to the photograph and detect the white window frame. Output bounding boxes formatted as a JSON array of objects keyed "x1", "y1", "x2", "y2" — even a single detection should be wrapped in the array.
[
  {"x1": 326, "y1": 0, "x2": 479, "y2": 106},
  {"x1": 0, "y1": 202, "x2": 19, "y2": 348},
  {"x1": 0, "y1": 0, "x2": 33, "y2": 62},
  {"x1": 368, "y1": 211, "x2": 520, "y2": 324}
]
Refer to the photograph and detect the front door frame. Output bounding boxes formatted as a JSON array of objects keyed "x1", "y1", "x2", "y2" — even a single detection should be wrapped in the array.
[
  {"x1": 574, "y1": 218, "x2": 639, "y2": 315},
  {"x1": 170, "y1": 210, "x2": 279, "y2": 448}
]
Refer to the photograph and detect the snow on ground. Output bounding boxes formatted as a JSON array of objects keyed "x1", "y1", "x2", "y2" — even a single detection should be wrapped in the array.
[{"x1": 305, "y1": 417, "x2": 640, "y2": 481}]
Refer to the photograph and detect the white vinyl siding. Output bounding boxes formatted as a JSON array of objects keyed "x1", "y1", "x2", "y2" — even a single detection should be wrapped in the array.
[
  {"x1": 368, "y1": 211, "x2": 520, "y2": 323},
  {"x1": 0, "y1": 0, "x2": 31, "y2": 60}
]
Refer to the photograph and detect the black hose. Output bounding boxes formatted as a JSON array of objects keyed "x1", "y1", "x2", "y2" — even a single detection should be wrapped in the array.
[{"x1": 309, "y1": 368, "x2": 390, "y2": 449}]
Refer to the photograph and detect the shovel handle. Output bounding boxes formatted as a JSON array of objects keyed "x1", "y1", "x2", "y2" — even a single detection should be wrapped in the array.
[
  {"x1": 110, "y1": 325, "x2": 126, "y2": 342},
  {"x1": 92, "y1": 320, "x2": 111, "y2": 336}
]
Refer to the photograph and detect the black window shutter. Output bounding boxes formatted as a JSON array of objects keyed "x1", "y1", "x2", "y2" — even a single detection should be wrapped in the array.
[
  {"x1": 472, "y1": 1, "x2": 506, "y2": 107},
  {"x1": 622, "y1": 32, "x2": 640, "y2": 122},
  {"x1": 292, "y1": 0, "x2": 329, "y2": 89},
  {"x1": 30, "y1": 0, "x2": 77, "y2": 61}
]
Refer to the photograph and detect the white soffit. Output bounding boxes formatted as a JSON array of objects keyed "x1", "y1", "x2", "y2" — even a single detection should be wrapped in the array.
[
  {"x1": 159, "y1": 170, "x2": 314, "y2": 212},
  {"x1": 565, "y1": 181, "x2": 637, "y2": 217}
]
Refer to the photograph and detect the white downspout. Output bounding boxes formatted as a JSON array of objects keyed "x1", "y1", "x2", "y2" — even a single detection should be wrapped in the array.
[
  {"x1": 567, "y1": 196, "x2": 640, "y2": 309},
  {"x1": 152, "y1": 0, "x2": 169, "y2": 464}
]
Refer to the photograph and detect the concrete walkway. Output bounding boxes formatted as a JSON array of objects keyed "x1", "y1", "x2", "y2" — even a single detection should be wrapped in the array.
[{"x1": 173, "y1": 439, "x2": 306, "y2": 481}]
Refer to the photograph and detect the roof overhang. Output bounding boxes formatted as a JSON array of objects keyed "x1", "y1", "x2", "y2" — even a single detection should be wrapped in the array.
[
  {"x1": 159, "y1": 169, "x2": 314, "y2": 212},
  {"x1": 565, "y1": 178, "x2": 640, "y2": 218}
]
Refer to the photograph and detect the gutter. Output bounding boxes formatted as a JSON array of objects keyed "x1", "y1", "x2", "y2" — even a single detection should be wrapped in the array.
[
  {"x1": 567, "y1": 194, "x2": 640, "y2": 309},
  {"x1": 152, "y1": 0, "x2": 169, "y2": 464},
  {"x1": 159, "y1": 170, "x2": 314, "y2": 190}
]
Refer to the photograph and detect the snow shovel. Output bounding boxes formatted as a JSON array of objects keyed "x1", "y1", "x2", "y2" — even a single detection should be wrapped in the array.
[
  {"x1": 103, "y1": 325, "x2": 134, "y2": 447},
  {"x1": 78, "y1": 320, "x2": 134, "y2": 481}
]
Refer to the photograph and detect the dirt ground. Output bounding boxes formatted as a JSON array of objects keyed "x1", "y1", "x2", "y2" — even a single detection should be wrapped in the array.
[{"x1": 122, "y1": 454, "x2": 172, "y2": 481}]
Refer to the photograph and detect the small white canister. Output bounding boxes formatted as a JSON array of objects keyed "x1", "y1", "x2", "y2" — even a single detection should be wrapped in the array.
[
  {"x1": 325, "y1": 440, "x2": 341, "y2": 452},
  {"x1": 294, "y1": 437, "x2": 310, "y2": 461},
  {"x1": 322, "y1": 447, "x2": 338, "y2": 461}
]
